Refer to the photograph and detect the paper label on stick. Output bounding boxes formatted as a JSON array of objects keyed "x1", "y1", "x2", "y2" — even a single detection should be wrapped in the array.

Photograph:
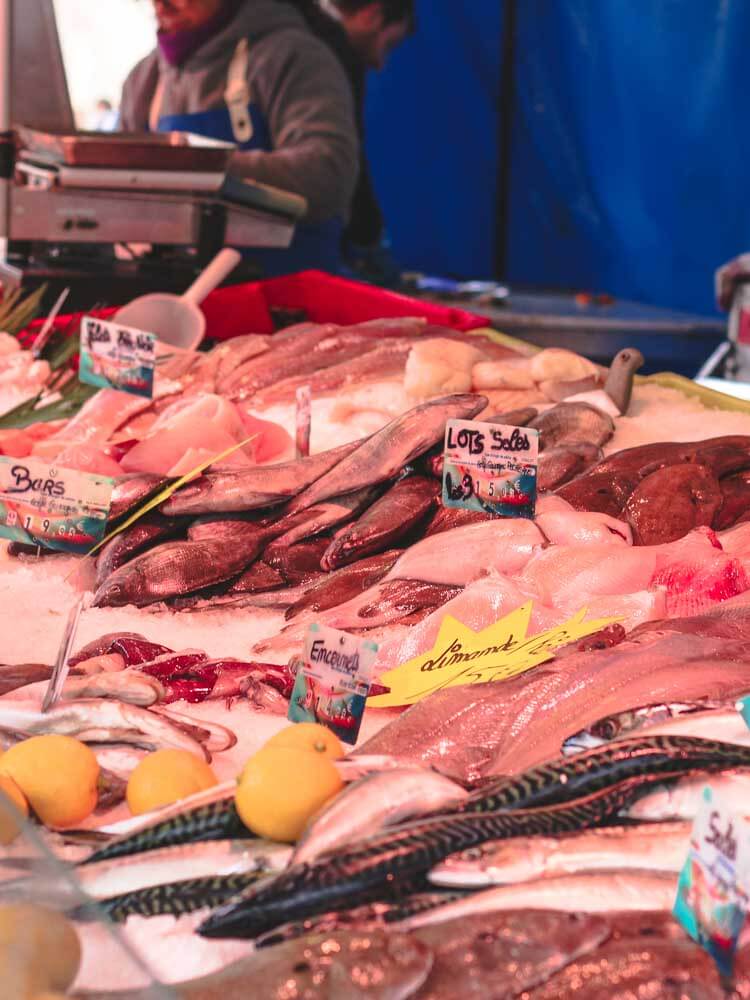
[
  {"x1": 79, "y1": 316, "x2": 156, "y2": 398},
  {"x1": 442, "y1": 419, "x2": 539, "y2": 519},
  {"x1": 368, "y1": 603, "x2": 619, "y2": 708},
  {"x1": 288, "y1": 624, "x2": 379, "y2": 746},
  {"x1": 0, "y1": 456, "x2": 114, "y2": 553},
  {"x1": 673, "y1": 786, "x2": 750, "y2": 977}
]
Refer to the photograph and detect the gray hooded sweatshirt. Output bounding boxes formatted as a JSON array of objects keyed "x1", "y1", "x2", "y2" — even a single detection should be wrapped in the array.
[{"x1": 120, "y1": 0, "x2": 359, "y2": 223}]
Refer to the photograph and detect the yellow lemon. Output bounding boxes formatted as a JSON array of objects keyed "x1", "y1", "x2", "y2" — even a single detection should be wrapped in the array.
[
  {"x1": 126, "y1": 749, "x2": 218, "y2": 816},
  {"x1": 263, "y1": 723, "x2": 343, "y2": 760},
  {"x1": 0, "y1": 904, "x2": 81, "y2": 992},
  {"x1": 236, "y1": 747, "x2": 343, "y2": 843},
  {"x1": 0, "y1": 736, "x2": 99, "y2": 829},
  {"x1": 0, "y1": 774, "x2": 28, "y2": 846}
]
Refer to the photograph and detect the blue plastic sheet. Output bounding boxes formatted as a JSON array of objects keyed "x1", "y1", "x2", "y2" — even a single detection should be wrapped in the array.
[{"x1": 367, "y1": 0, "x2": 750, "y2": 315}]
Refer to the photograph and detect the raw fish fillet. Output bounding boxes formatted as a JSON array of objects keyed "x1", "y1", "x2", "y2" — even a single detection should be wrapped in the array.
[
  {"x1": 518, "y1": 546, "x2": 658, "y2": 606},
  {"x1": 48, "y1": 389, "x2": 152, "y2": 445},
  {"x1": 53, "y1": 444, "x2": 124, "y2": 477},
  {"x1": 232, "y1": 407, "x2": 294, "y2": 463},
  {"x1": 535, "y1": 509, "x2": 632, "y2": 546},
  {"x1": 384, "y1": 519, "x2": 545, "y2": 586}
]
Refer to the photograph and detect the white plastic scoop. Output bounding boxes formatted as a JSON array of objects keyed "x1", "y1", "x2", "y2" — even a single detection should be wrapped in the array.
[{"x1": 113, "y1": 248, "x2": 241, "y2": 352}]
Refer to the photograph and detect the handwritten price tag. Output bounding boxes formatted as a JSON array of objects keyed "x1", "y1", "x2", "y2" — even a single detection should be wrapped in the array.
[
  {"x1": 674, "y1": 787, "x2": 750, "y2": 977},
  {"x1": 368, "y1": 603, "x2": 619, "y2": 708},
  {"x1": 0, "y1": 457, "x2": 114, "y2": 554},
  {"x1": 288, "y1": 624, "x2": 379, "y2": 745},
  {"x1": 442, "y1": 419, "x2": 539, "y2": 520},
  {"x1": 79, "y1": 316, "x2": 156, "y2": 399}
]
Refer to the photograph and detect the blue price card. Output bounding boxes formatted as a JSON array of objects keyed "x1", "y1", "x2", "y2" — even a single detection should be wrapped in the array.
[
  {"x1": 442, "y1": 418, "x2": 539, "y2": 520},
  {"x1": 288, "y1": 624, "x2": 379, "y2": 746},
  {"x1": 79, "y1": 316, "x2": 156, "y2": 399}
]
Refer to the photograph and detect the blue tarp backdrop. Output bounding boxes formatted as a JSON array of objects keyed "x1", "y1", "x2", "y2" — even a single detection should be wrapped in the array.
[{"x1": 366, "y1": 0, "x2": 750, "y2": 316}]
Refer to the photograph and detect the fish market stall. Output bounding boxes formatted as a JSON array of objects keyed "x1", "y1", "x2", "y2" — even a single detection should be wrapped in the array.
[{"x1": 3, "y1": 272, "x2": 750, "y2": 996}]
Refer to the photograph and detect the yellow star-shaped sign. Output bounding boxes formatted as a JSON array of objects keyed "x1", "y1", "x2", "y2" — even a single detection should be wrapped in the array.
[{"x1": 368, "y1": 602, "x2": 620, "y2": 708}]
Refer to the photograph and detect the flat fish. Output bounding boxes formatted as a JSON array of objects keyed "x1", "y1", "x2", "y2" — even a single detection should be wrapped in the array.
[
  {"x1": 93, "y1": 533, "x2": 266, "y2": 607},
  {"x1": 406, "y1": 870, "x2": 678, "y2": 929},
  {"x1": 284, "y1": 394, "x2": 487, "y2": 515},
  {"x1": 429, "y1": 821, "x2": 691, "y2": 888},
  {"x1": 625, "y1": 463, "x2": 722, "y2": 544},
  {"x1": 538, "y1": 442, "x2": 603, "y2": 492},
  {"x1": 322, "y1": 475, "x2": 439, "y2": 570},
  {"x1": 161, "y1": 441, "x2": 361, "y2": 516},
  {"x1": 413, "y1": 910, "x2": 611, "y2": 1000},
  {"x1": 713, "y1": 471, "x2": 750, "y2": 531},
  {"x1": 556, "y1": 470, "x2": 639, "y2": 516},
  {"x1": 529, "y1": 402, "x2": 615, "y2": 450}
]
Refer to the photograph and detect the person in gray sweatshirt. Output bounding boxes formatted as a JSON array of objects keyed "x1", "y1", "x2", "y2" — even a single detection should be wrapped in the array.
[{"x1": 120, "y1": 0, "x2": 360, "y2": 273}]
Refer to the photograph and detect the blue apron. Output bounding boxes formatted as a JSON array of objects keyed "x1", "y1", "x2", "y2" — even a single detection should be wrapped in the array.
[{"x1": 152, "y1": 43, "x2": 342, "y2": 276}]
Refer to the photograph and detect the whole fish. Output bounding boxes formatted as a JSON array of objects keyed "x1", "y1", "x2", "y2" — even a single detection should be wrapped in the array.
[
  {"x1": 563, "y1": 700, "x2": 728, "y2": 754},
  {"x1": 93, "y1": 533, "x2": 265, "y2": 607},
  {"x1": 95, "y1": 515, "x2": 183, "y2": 586},
  {"x1": 269, "y1": 484, "x2": 382, "y2": 548},
  {"x1": 110, "y1": 929, "x2": 433, "y2": 1000},
  {"x1": 109, "y1": 474, "x2": 168, "y2": 523},
  {"x1": 2, "y1": 840, "x2": 290, "y2": 907},
  {"x1": 93, "y1": 869, "x2": 285, "y2": 924},
  {"x1": 186, "y1": 515, "x2": 265, "y2": 543},
  {"x1": 196, "y1": 779, "x2": 648, "y2": 939},
  {"x1": 83, "y1": 796, "x2": 245, "y2": 865},
  {"x1": 321, "y1": 475, "x2": 439, "y2": 570},
  {"x1": 263, "y1": 537, "x2": 329, "y2": 583},
  {"x1": 11, "y1": 670, "x2": 165, "y2": 708},
  {"x1": 292, "y1": 768, "x2": 469, "y2": 866},
  {"x1": 252, "y1": 340, "x2": 414, "y2": 405},
  {"x1": 285, "y1": 549, "x2": 401, "y2": 619},
  {"x1": 0, "y1": 663, "x2": 53, "y2": 696},
  {"x1": 407, "y1": 870, "x2": 678, "y2": 930},
  {"x1": 228, "y1": 560, "x2": 285, "y2": 594},
  {"x1": 357, "y1": 631, "x2": 750, "y2": 781},
  {"x1": 429, "y1": 821, "x2": 691, "y2": 888},
  {"x1": 627, "y1": 773, "x2": 750, "y2": 821},
  {"x1": 161, "y1": 440, "x2": 361, "y2": 516},
  {"x1": 0, "y1": 698, "x2": 207, "y2": 757},
  {"x1": 529, "y1": 402, "x2": 615, "y2": 450},
  {"x1": 412, "y1": 911, "x2": 611, "y2": 1000},
  {"x1": 284, "y1": 394, "x2": 487, "y2": 515},
  {"x1": 604, "y1": 707, "x2": 750, "y2": 748},
  {"x1": 528, "y1": 939, "x2": 726, "y2": 1000},
  {"x1": 209, "y1": 334, "x2": 271, "y2": 389}
]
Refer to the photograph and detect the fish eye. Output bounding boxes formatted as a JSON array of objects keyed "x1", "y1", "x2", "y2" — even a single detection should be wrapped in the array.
[{"x1": 293, "y1": 961, "x2": 312, "y2": 973}]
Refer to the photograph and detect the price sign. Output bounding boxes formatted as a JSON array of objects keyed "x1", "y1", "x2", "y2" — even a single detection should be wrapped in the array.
[
  {"x1": 288, "y1": 624, "x2": 379, "y2": 746},
  {"x1": 0, "y1": 457, "x2": 114, "y2": 554},
  {"x1": 442, "y1": 419, "x2": 539, "y2": 520},
  {"x1": 79, "y1": 316, "x2": 156, "y2": 399},
  {"x1": 674, "y1": 786, "x2": 750, "y2": 977}
]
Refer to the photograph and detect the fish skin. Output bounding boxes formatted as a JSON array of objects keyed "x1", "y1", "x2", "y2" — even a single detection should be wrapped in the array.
[
  {"x1": 625, "y1": 463, "x2": 722, "y2": 545},
  {"x1": 556, "y1": 469, "x2": 639, "y2": 517},
  {"x1": 429, "y1": 821, "x2": 691, "y2": 888},
  {"x1": 263, "y1": 537, "x2": 330, "y2": 583},
  {"x1": 527, "y1": 938, "x2": 726, "y2": 1000},
  {"x1": 423, "y1": 506, "x2": 491, "y2": 536},
  {"x1": 284, "y1": 394, "x2": 487, "y2": 515},
  {"x1": 357, "y1": 632, "x2": 750, "y2": 781},
  {"x1": 0, "y1": 698, "x2": 208, "y2": 757},
  {"x1": 529, "y1": 402, "x2": 614, "y2": 450},
  {"x1": 161, "y1": 441, "x2": 362, "y2": 516},
  {"x1": 562, "y1": 700, "x2": 728, "y2": 754},
  {"x1": 95, "y1": 515, "x2": 184, "y2": 586},
  {"x1": 180, "y1": 929, "x2": 433, "y2": 1000},
  {"x1": 109, "y1": 474, "x2": 168, "y2": 523},
  {"x1": 93, "y1": 533, "x2": 265, "y2": 607},
  {"x1": 627, "y1": 773, "x2": 750, "y2": 821},
  {"x1": 252, "y1": 340, "x2": 414, "y2": 405},
  {"x1": 0, "y1": 662, "x2": 53, "y2": 696},
  {"x1": 292, "y1": 768, "x2": 468, "y2": 866},
  {"x1": 285, "y1": 549, "x2": 402, "y2": 619},
  {"x1": 412, "y1": 910, "x2": 611, "y2": 1000},
  {"x1": 321, "y1": 476, "x2": 440, "y2": 571},
  {"x1": 196, "y1": 780, "x2": 652, "y2": 940},
  {"x1": 228, "y1": 560, "x2": 285, "y2": 594},
  {"x1": 269, "y1": 485, "x2": 382, "y2": 548}
]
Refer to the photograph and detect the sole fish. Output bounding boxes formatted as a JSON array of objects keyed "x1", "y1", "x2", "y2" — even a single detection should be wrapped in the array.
[
  {"x1": 429, "y1": 821, "x2": 691, "y2": 888},
  {"x1": 161, "y1": 441, "x2": 361, "y2": 516},
  {"x1": 284, "y1": 394, "x2": 487, "y2": 515}
]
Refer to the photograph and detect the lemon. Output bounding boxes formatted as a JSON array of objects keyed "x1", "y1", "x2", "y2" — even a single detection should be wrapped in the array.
[
  {"x1": 0, "y1": 775, "x2": 28, "y2": 846},
  {"x1": 264, "y1": 723, "x2": 343, "y2": 760},
  {"x1": 127, "y1": 749, "x2": 218, "y2": 816},
  {"x1": 236, "y1": 747, "x2": 343, "y2": 842},
  {"x1": 0, "y1": 904, "x2": 81, "y2": 992},
  {"x1": 0, "y1": 736, "x2": 99, "y2": 829}
]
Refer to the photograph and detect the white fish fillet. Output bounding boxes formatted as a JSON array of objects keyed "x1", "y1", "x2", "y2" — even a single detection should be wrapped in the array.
[
  {"x1": 535, "y1": 510, "x2": 632, "y2": 547},
  {"x1": 49, "y1": 389, "x2": 152, "y2": 445}
]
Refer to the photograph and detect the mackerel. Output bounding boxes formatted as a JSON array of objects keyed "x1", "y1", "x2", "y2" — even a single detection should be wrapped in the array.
[
  {"x1": 562, "y1": 700, "x2": 729, "y2": 754},
  {"x1": 429, "y1": 821, "x2": 691, "y2": 888},
  {"x1": 160, "y1": 441, "x2": 362, "y2": 516},
  {"x1": 196, "y1": 778, "x2": 651, "y2": 939},
  {"x1": 284, "y1": 394, "x2": 487, "y2": 514}
]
